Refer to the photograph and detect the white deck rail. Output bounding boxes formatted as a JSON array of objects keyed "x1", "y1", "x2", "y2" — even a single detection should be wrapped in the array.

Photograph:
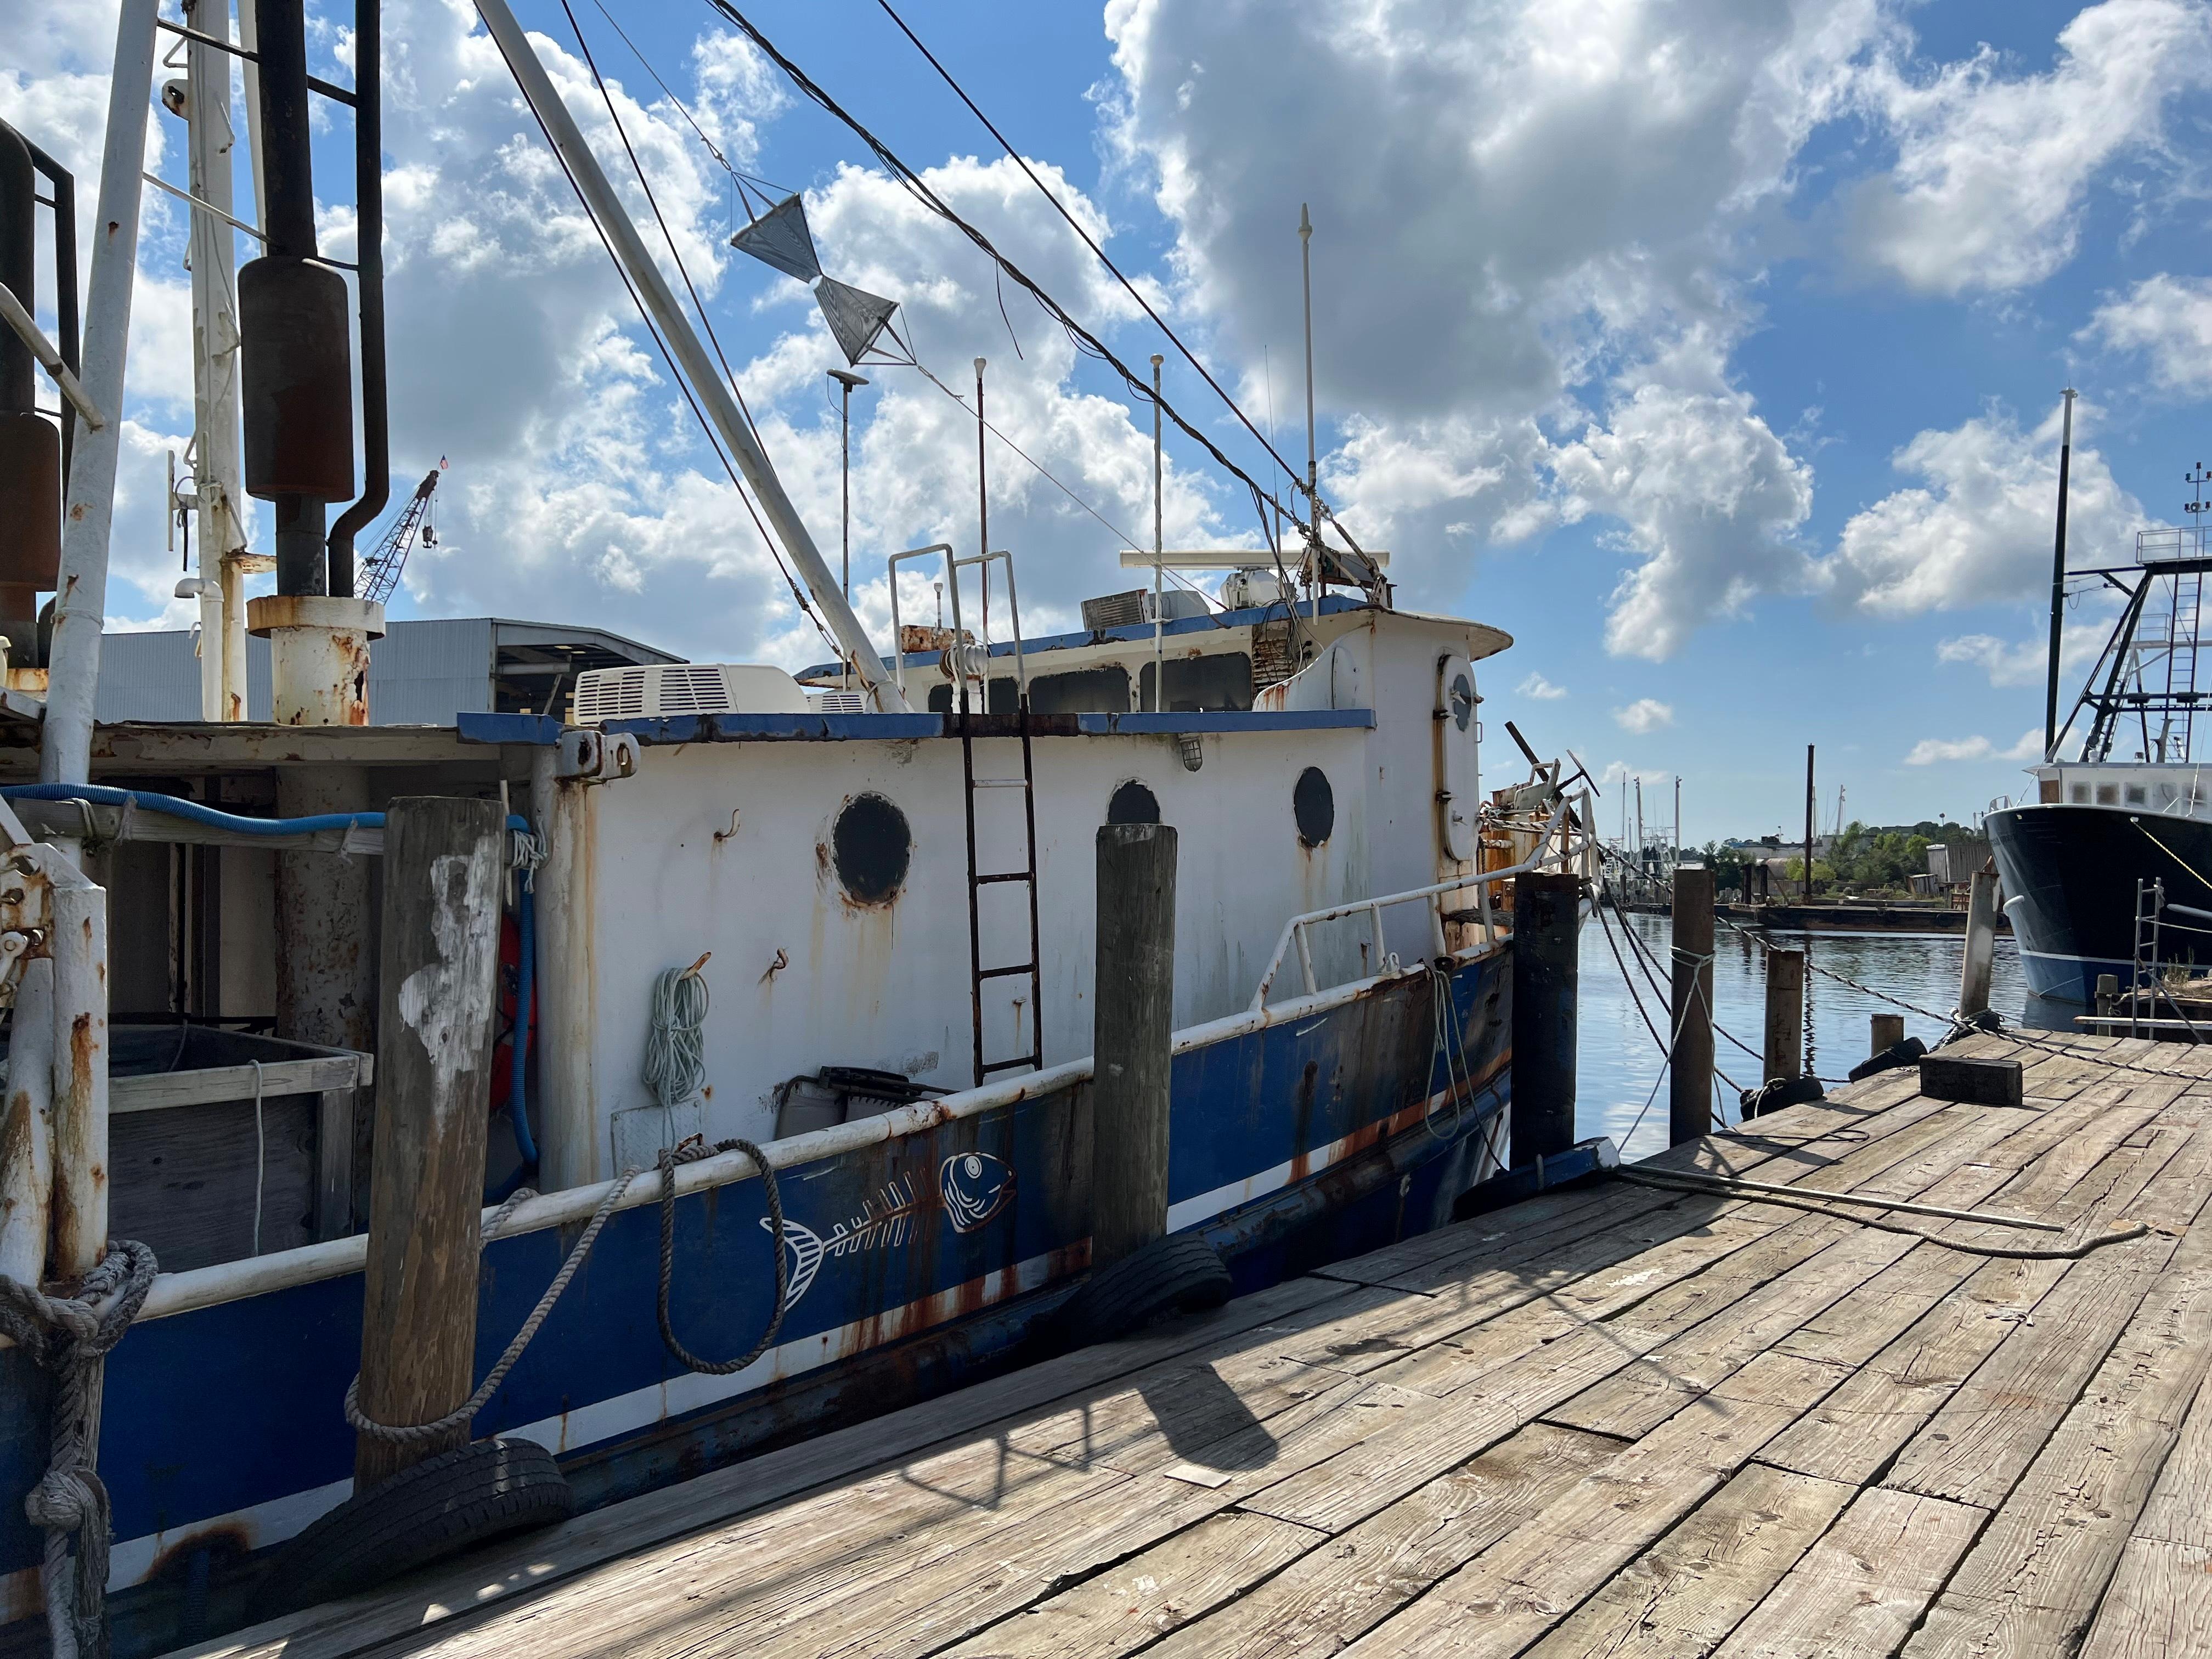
[{"x1": 1250, "y1": 799, "x2": 1582, "y2": 1010}]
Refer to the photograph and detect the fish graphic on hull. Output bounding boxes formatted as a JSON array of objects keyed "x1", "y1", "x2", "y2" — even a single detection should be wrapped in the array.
[{"x1": 764, "y1": 1153, "x2": 1016, "y2": 1310}]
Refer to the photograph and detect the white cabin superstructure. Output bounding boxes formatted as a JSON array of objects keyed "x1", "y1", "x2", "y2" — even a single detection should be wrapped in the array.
[{"x1": 527, "y1": 594, "x2": 1511, "y2": 1187}]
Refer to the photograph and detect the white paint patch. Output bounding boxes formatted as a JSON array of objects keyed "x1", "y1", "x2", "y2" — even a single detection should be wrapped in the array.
[{"x1": 396, "y1": 849, "x2": 502, "y2": 1121}]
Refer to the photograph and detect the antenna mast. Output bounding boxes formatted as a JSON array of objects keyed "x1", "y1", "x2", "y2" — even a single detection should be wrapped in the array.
[
  {"x1": 1299, "y1": 203, "x2": 1318, "y2": 618},
  {"x1": 2045, "y1": 388, "x2": 2077, "y2": 760}
]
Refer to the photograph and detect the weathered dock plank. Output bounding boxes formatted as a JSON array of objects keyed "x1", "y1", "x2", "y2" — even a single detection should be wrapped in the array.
[{"x1": 1709, "y1": 1487, "x2": 1987, "y2": 1658}]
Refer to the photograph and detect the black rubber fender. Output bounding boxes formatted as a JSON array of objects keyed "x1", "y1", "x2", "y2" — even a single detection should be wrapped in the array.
[
  {"x1": 1056, "y1": 1234, "x2": 1233, "y2": 1345},
  {"x1": 254, "y1": 1437, "x2": 574, "y2": 1618},
  {"x1": 1739, "y1": 1074, "x2": 1825, "y2": 1119},
  {"x1": 1847, "y1": 1036, "x2": 1927, "y2": 1082}
]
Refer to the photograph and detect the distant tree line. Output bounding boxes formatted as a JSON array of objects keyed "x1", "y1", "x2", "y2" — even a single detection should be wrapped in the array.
[{"x1": 1698, "y1": 820, "x2": 1948, "y2": 901}]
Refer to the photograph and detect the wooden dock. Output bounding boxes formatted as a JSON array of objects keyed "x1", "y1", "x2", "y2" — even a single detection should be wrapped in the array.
[{"x1": 177, "y1": 1030, "x2": 2212, "y2": 1659}]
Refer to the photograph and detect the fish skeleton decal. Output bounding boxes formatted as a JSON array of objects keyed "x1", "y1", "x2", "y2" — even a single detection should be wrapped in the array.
[{"x1": 761, "y1": 1154, "x2": 1017, "y2": 1310}]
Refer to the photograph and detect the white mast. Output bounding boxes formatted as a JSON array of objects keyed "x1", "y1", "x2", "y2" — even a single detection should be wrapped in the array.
[
  {"x1": 473, "y1": 0, "x2": 909, "y2": 711},
  {"x1": 43, "y1": 0, "x2": 160, "y2": 796},
  {"x1": 176, "y1": 0, "x2": 251, "y2": 719}
]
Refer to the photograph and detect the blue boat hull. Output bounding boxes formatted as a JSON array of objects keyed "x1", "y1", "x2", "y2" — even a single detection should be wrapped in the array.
[{"x1": 1, "y1": 950, "x2": 1511, "y2": 1651}]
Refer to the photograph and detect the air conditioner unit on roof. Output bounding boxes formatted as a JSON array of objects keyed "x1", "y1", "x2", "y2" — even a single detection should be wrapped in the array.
[{"x1": 571, "y1": 663, "x2": 811, "y2": 725}]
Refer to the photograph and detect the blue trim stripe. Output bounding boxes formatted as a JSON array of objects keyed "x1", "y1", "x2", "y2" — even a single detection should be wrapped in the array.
[
  {"x1": 1074, "y1": 709, "x2": 1374, "y2": 734},
  {"x1": 604, "y1": 707, "x2": 1375, "y2": 744}
]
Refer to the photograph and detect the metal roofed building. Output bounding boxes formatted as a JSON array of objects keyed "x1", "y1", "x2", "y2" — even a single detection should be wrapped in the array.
[{"x1": 94, "y1": 617, "x2": 683, "y2": 725}]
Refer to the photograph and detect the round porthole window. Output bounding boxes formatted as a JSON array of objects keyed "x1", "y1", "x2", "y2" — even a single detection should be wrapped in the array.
[
  {"x1": 1294, "y1": 767, "x2": 1334, "y2": 848},
  {"x1": 1107, "y1": 779, "x2": 1160, "y2": 825},
  {"x1": 832, "y1": 793, "x2": 911, "y2": 906},
  {"x1": 1448, "y1": 669, "x2": 1475, "y2": 732}
]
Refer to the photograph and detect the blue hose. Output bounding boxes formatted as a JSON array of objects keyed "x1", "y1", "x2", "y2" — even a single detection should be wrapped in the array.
[
  {"x1": 3, "y1": 781, "x2": 382, "y2": 837},
  {"x1": 6, "y1": 783, "x2": 543, "y2": 1167},
  {"x1": 509, "y1": 872, "x2": 538, "y2": 1167}
]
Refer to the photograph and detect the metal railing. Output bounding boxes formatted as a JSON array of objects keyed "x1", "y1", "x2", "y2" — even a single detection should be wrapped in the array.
[
  {"x1": 887, "y1": 544, "x2": 1028, "y2": 709},
  {"x1": 1250, "y1": 798, "x2": 1582, "y2": 1010},
  {"x1": 2139, "y1": 525, "x2": 2211, "y2": 564}
]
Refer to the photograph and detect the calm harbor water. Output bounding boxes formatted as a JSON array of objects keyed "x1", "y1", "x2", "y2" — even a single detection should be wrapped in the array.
[{"x1": 1578, "y1": 913, "x2": 2046, "y2": 1163}]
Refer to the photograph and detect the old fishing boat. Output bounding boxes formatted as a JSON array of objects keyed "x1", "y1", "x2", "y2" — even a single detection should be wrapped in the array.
[
  {"x1": 1991, "y1": 453, "x2": 2212, "y2": 1004},
  {"x1": 0, "y1": 3, "x2": 1592, "y2": 1654}
]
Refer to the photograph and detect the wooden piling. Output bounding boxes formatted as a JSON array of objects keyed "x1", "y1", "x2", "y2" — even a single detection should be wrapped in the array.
[
  {"x1": 1091, "y1": 822, "x2": 1177, "y2": 1272},
  {"x1": 1762, "y1": 946, "x2": 1803, "y2": 1084},
  {"x1": 1871, "y1": 1012, "x2": 1906, "y2": 1057},
  {"x1": 1511, "y1": 871, "x2": 1579, "y2": 1163},
  {"x1": 354, "y1": 797, "x2": 506, "y2": 1488},
  {"x1": 1959, "y1": 868, "x2": 1999, "y2": 1019},
  {"x1": 1668, "y1": 865, "x2": 1715, "y2": 1146}
]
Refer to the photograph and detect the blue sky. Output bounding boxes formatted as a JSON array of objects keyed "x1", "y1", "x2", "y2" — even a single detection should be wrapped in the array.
[{"x1": 8, "y1": 0, "x2": 2212, "y2": 840}]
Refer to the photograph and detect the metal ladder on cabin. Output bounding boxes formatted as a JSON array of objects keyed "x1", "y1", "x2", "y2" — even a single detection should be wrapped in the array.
[
  {"x1": 958, "y1": 698, "x2": 1045, "y2": 1085},
  {"x1": 950, "y1": 551, "x2": 1043, "y2": 1085}
]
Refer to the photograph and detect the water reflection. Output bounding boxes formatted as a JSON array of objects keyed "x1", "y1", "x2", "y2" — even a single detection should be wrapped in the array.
[{"x1": 1578, "y1": 913, "x2": 2047, "y2": 1163}]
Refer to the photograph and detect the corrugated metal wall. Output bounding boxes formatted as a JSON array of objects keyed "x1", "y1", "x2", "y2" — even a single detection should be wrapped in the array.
[{"x1": 94, "y1": 619, "x2": 668, "y2": 725}]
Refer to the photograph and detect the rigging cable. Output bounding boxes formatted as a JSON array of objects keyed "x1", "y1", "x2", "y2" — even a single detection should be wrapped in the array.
[
  {"x1": 572, "y1": 0, "x2": 1238, "y2": 630},
  {"x1": 586, "y1": 0, "x2": 790, "y2": 218},
  {"x1": 501, "y1": 0, "x2": 833, "y2": 657},
  {"x1": 560, "y1": 0, "x2": 771, "y2": 458},
  {"x1": 868, "y1": 0, "x2": 1309, "y2": 499},
  {"x1": 695, "y1": 0, "x2": 1372, "y2": 574}
]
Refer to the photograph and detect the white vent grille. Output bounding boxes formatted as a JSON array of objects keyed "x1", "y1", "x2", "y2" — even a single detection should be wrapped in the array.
[
  {"x1": 571, "y1": 663, "x2": 811, "y2": 724},
  {"x1": 811, "y1": 691, "x2": 866, "y2": 714}
]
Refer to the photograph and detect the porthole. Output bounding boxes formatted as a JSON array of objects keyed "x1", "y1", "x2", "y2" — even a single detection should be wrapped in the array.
[
  {"x1": 1294, "y1": 766, "x2": 1334, "y2": 848},
  {"x1": 832, "y1": 793, "x2": 910, "y2": 906},
  {"x1": 1108, "y1": 779, "x2": 1160, "y2": 825},
  {"x1": 1447, "y1": 669, "x2": 1475, "y2": 732}
]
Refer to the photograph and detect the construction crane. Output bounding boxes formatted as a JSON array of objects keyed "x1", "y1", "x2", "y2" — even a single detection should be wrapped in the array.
[{"x1": 360, "y1": 464, "x2": 443, "y2": 605}]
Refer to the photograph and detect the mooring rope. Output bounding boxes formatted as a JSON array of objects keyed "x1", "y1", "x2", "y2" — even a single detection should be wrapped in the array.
[
  {"x1": 0, "y1": 1240, "x2": 159, "y2": 1659},
  {"x1": 345, "y1": 1178, "x2": 635, "y2": 1447},
  {"x1": 347, "y1": 1137, "x2": 792, "y2": 1443},
  {"x1": 1612, "y1": 1168, "x2": 2152, "y2": 1260},
  {"x1": 350, "y1": 954, "x2": 790, "y2": 1444},
  {"x1": 656, "y1": 1136, "x2": 788, "y2": 1373}
]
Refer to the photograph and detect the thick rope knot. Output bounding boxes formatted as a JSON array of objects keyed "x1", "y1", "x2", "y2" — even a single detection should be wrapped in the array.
[
  {"x1": 0, "y1": 1239, "x2": 157, "y2": 1659},
  {"x1": 25, "y1": 1467, "x2": 100, "y2": 1533}
]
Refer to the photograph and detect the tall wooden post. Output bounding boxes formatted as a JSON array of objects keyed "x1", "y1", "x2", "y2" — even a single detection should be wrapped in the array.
[
  {"x1": 1762, "y1": 947, "x2": 1803, "y2": 1084},
  {"x1": 1802, "y1": 746, "x2": 1816, "y2": 902},
  {"x1": 1091, "y1": 823, "x2": 1177, "y2": 1272},
  {"x1": 1871, "y1": 1013, "x2": 1906, "y2": 1057},
  {"x1": 1669, "y1": 865, "x2": 1715, "y2": 1146},
  {"x1": 355, "y1": 797, "x2": 506, "y2": 1488},
  {"x1": 1959, "y1": 868, "x2": 1999, "y2": 1020},
  {"x1": 1511, "y1": 871, "x2": 1579, "y2": 1163}
]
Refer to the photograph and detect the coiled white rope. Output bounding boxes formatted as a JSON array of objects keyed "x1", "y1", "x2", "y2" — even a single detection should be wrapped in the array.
[{"x1": 644, "y1": 959, "x2": 711, "y2": 1142}]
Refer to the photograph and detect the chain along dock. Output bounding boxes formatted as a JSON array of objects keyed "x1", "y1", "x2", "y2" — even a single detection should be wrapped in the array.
[{"x1": 160, "y1": 1028, "x2": 2212, "y2": 1659}]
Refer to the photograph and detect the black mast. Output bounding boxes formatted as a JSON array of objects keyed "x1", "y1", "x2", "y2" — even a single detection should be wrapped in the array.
[{"x1": 2045, "y1": 387, "x2": 2077, "y2": 760}]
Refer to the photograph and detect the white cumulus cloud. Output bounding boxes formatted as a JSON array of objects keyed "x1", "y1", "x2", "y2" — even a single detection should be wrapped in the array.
[
  {"x1": 1904, "y1": 728, "x2": 2045, "y2": 766},
  {"x1": 2087, "y1": 274, "x2": 2212, "y2": 399},
  {"x1": 1516, "y1": 672, "x2": 1567, "y2": 701},
  {"x1": 1825, "y1": 403, "x2": 2148, "y2": 618},
  {"x1": 1934, "y1": 619, "x2": 2112, "y2": 689},
  {"x1": 1842, "y1": 0, "x2": 2212, "y2": 295},
  {"x1": 1612, "y1": 697, "x2": 1674, "y2": 734}
]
